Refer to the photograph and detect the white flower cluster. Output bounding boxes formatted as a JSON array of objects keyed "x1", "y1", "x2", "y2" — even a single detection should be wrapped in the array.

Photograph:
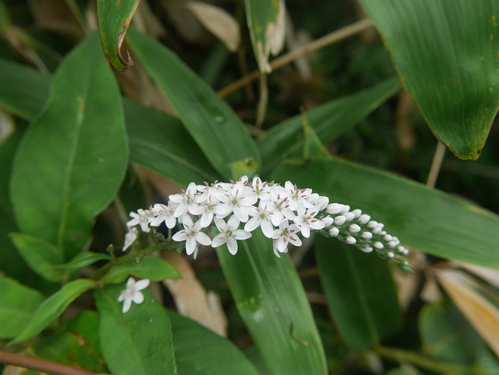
[{"x1": 124, "y1": 176, "x2": 411, "y2": 270}]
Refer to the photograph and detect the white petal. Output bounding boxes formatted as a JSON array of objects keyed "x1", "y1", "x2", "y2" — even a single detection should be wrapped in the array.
[
  {"x1": 233, "y1": 230, "x2": 251, "y2": 240},
  {"x1": 135, "y1": 279, "x2": 150, "y2": 291},
  {"x1": 211, "y1": 234, "x2": 227, "y2": 247},
  {"x1": 172, "y1": 231, "x2": 187, "y2": 242},
  {"x1": 214, "y1": 218, "x2": 228, "y2": 232},
  {"x1": 132, "y1": 291, "x2": 144, "y2": 304},
  {"x1": 289, "y1": 235, "x2": 302, "y2": 247},
  {"x1": 195, "y1": 232, "x2": 212, "y2": 246},
  {"x1": 185, "y1": 237, "x2": 197, "y2": 255},
  {"x1": 227, "y1": 215, "x2": 241, "y2": 230},
  {"x1": 300, "y1": 225, "x2": 310, "y2": 238},
  {"x1": 244, "y1": 217, "x2": 260, "y2": 232},
  {"x1": 261, "y1": 220, "x2": 274, "y2": 238},
  {"x1": 126, "y1": 277, "x2": 135, "y2": 287},
  {"x1": 227, "y1": 237, "x2": 238, "y2": 255},
  {"x1": 122, "y1": 298, "x2": 132, "y2": 313},
  {"x1": 200, "y1": 211, "x2": 214, "y2": 228}
]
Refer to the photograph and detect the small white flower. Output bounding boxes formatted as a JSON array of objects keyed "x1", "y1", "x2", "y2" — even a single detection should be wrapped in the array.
[
  {"x1": 292, "y1": 206, "x2": 324, "y2": 238},
  {"x1": 123, "y1": 227, "x2": 138, "y2": 251},
  {"x1": 172, "y1": 215, "x2": 211, "y2": 258},
  {"x1": 220, "y1": 181, "x2": 258, "y2": 222},
  {"x1": 244, "y1": 204, "x2": 275, "y2": 238},
  {"x1": 150, "y1": 203, "x2": 176, "y2": 229},
  {"x1": 169, "y1": 182, "x2": 198, "y2": 217},
  {"x1": 118, "y1": 277, "x2": 150, "y2": 313},
  {"x1": 272, "y1": 220, "x2": 302, "y2": 254},
  {"x1": 127, "y1": 210, "x2": 153, "y2": 233},
  {"x1": 212, "y1": 216, "x2": 251, "y2": 255}
]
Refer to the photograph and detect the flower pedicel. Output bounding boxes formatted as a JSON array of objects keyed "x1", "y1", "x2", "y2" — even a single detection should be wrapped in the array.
[{"x1": 123, "y1": 176, "x2": 412, "y2": 272}]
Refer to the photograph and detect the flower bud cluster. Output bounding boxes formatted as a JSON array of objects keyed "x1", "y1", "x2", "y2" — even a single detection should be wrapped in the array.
[{"x1": 124, "y1": 176, "x2": 411, "y2": 270}]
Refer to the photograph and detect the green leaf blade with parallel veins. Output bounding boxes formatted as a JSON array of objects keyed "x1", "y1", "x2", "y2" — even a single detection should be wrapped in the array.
[
  {"x1": 10, "y1": 32, "x2": 128, "y2": 260},
  {"x1": 316, "y1": 238, "x2": 401, "y2": 351},
  {"x1": 272, "y1": 159, "x2": 499, "y2": 268},
  {"x1": 217, "y1": 231, "x2": 327, "y2": 375},
  {"x1": 97, "y1": 0, "x2": 140, "y2": 72},
  {"x1": 95, "y1": 284, "x2": 177, "y2": 375},
  {"x1": 127, "y1": 28, "x2": 261, "y2": 181},
  {"x1": 359, "y1": 0, "x2": 499, "y2": 160}
]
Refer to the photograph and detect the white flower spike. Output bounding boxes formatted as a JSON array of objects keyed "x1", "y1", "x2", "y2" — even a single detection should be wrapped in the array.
[
  {"x1": 124, "y1": 176, "x2": 412, "y2": 271},
  {"x1": 118, "y1": 277, "x2": 150, "y2": 313}
]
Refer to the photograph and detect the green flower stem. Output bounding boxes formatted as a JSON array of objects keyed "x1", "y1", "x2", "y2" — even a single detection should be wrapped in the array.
[
  {"x1": 92, "y1": 240, "x2": 175, "y2": 281},
  {"x1": 375, "y1": 345, "x2": 483, "y2": 375}
]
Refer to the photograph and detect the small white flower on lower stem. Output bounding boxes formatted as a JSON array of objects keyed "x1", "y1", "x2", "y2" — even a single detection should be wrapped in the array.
[
  {"x1": 212, "y1": 216, "x2": 251, "y2": 255},
  {"x1": 127, "y1": 210, "x2": 152, "y2": 233},
  {"x1": 172, "y1": 215, "x2": 212, "y2": 258},
  {"x1": 123, "y1": 227, "x2": 138, "y2": 252},
  {"x1": 118, "y1": 277, "x2": 150, "y2": 313},
  {"x1": 272, "y1": 220, "x2": 302, "y2": 256},
  {"x1": 150, "y1": 203, "x2": 176, "y2": 229}
]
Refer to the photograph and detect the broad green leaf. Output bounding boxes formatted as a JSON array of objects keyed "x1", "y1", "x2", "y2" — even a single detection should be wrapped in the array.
[
  {"x1": 95, "y1": 284, "x2": 177, "y2": 375},
  {"x1": 359, "y1": 0, "x2": 499, "y2": 160},
  {"x1": 0, "y1": 59, "x2": 50, "y2": 120},
  {"x1": 54, "y1": 252, "x2": 112, "y2": 271},
  {"x1": 127, "y1": 27, "x2": 261, "y2": 180},
  {"x1": 257, "y1": 77, "x2": 400, "y2": 176},
  {"x1": 101, "y1": 256, "x2": 181, "y2": 284},
  {"x1": 315, "y1": 237, "x2": 401, "y2": 351},
  {"x1": 272, "y1": 159, "x2": 499, "y2": 268},
  {"x1": 0, "y1": 60, "x2": 220, "y2": 186},
  {"x1": 124, "y1": 99, "x2": 220, "y2": 185},
  {"x1": 217, "y1": 231, "x2": 327, "y2": 375},
  {"x1": 64, "y1": 310, "x2": 101, "y2": 353},
  {"x1": 10, "y1": 32, "x2": 128, "y2": 260},
  {"x1": 9, "y1": 233, "x2": 64, "y2": 282},
  {"x1": 245, "y1": 0, "x2": 285, "y2": 73},
  {"x1": 0, "y1": 276, "x2": 45, "y2": 339},
  {"x1": 302, "y1": 111, "x2": 331, "y2": 161},
  {"x1": 10, "y1": 279, "x2": 97, "y2": 344},
  {"x1": 0, "y1": 1, "x2": 10, "y2": 32},
  {"x1": 386, "y1": 367, "x2": 422, "y2": 375},
  {"x1": 32, "y1": 331, "x2": 106, "y2": 373},
  {"x1": 166, "y1": 309, "x2": 259, "y2": 375},
  {"x1": 97, "y1": 0, "x2": 139, "y2": 71},
  {"x1": 419, "y1": 298, "x2": 484, "y2": 366}
]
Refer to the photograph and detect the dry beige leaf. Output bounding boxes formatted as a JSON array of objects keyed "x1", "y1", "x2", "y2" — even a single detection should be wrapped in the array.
[
  {"x1": 132, "y1": 0, "x2": 167, "y2": 39},
  {"x1": 419, "y1": 277, "x2": 441, "y2": 303},
  {"x1": 458, "y1": 262, "x2": 499, "y2": 289},
  {"x1": 162, "y1": 250, "x2": 228, "y2": 337},
  {"x1": 266, "y1": 0, "x2": 286, "y2": 56},
  {"x1": 394, "y1": 269, "x2": 419, "y2": 309},
  {"x1": 285, "y1": 12, "x2": 312, "y2": 81},
  {"x1": 437, "y1": 269, "x2": 499, "y2": 357},
  {"x1": 28, "y1": 0, "x2": 85, "y2": 40},
  {"x1": 185, "y1": 1, "x2": 240, "y2": 52}
]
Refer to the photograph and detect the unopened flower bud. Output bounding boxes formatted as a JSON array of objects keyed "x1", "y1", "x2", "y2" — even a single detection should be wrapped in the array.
[
  {"x1": 340, "y1": 205, "x2": 350, "y2": 214},
  {"x1": 334, "y1": 215, "x2": 346, "y2": 225},
  {"x1": 372, "y1": 227, "x2": 382, "y2": 234},
  {"x1": 358, "y1": 214, "x2": 370, "y2": 224},
  {"x1": 321, "y1": 216, "x2": 334, "y2": 227},
  {"x1": 361, "y1": 246, "x2": 373, "y2": 253},
  {"x1": 373, "y1": 242, "x2": 383, "y2": 249},
  {"x1": 345, "y1": 236, "x2": 356, "y2": 244},
  {"x1": 329, "y1": 227, "x2": 339, "y2": 237},
  {"x1": 343, "y1": 212, "x2": 355, "y2": 221},
  {"x1": 383, "y1": 235, "x2": 393, "y2": 242},
  {"x1": 387, "y1": 252, "x2": 395, "y2": 258},
  {"x1": 367, "y1": 221, "x2": 378, "y2": 228},
  {"x1": 352, "y1": 209, "x2": 362, "y2": 218},
  {"x1": 348, "y1": 224, "x2": 361, "y2": 233},
  {"x1": 361, "y1": 232, "x2": 372, "y2": 240},
  {"x1": 326, "y1": 203, "x2": 342, "y2": 215}
]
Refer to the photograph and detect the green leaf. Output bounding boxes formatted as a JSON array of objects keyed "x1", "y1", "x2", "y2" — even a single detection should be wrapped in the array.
[
  {"x1": 102, "y1": 256, "x2": 181, "y2": 284},
  {"x1": 217, "y1": 231, "x2": 327, "y2": 375},
  {"x1": 63, "y1": 310, "x2": 102, "y2": 353},
  {"x1": 0, "y1": 59, "x2": 50, "y2": 120},
  {"x1": 32, "y1": 331, "x2": 106, "y2": 373},
  {"x1": 359, "y1": 0, "x2": 499, "y2": 160},
  {"x1": 54, "y1": 252, "x2": 112, "y2": 271},
  {"x1": 315, "y1": 237, "x2": 401, "y2": 351},
  {"x1": 166, "y1": 309, "x2": 259, "y2": 375},
  {"x1": 124, "y1": 99, "x2": 220, "y2": 185},
  {"x1": 94, "y1": 284, "x2": 177, "y2": 375},
  {"x1": 97, "y1": 0, "x2": 139, "y2": 71},
  {"x1": 9, "y1": 233, "x2": 64, "y2": 282},
  {"x1": 301, "y1": 111, "x2": 331, "y2": 161},
  {"x1": 245, "y1": 0, "x2": 285, "y2": 73},
  {"x1": 127, "y1": 27, "x2": 261, "y2": 180},
  {"x1": 0, "y1": 1, "x2": 11, "y2": 32},
  {"x1": 257, "y1": 77, "x2": 400, "y2": 176},
  {"x1": 272, "y1": 159, "x2": 499, "y2": 267},
  {"x1": 10, "y1": 279, "x2": 97, "y2": 344},
  {"x1": 0, "y1": 276, "x2": 45, "y2": 339},
  {"x1": 10, "y1": 32, "x2": 128, "y2": 260},
  {"x1": 419, "y1": 298, "x2": 484, "y2": 366}
]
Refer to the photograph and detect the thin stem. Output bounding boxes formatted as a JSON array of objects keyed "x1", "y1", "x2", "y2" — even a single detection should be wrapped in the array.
[
  {"x1": 375, "y1": 345, "x2": 482, "y2": 375},
  {"x1": 0, "y1": 350, "x2": 103, "y2": 375},
  {"x1": 217, "y1": 18, "x2": 374, "y2": 98},
  {"x1": 426, "y1": 141, "x2": 446, "y2": 188}
]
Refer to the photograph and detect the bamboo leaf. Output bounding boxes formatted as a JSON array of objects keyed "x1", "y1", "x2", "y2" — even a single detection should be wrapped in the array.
[
  {"x1": 127, "y1": 27, "x2": 260, "y2": 180},
  {"x1": 359, "y1": 0, "x2": 499, "y2": 160},
  {"x1": 97, "y1": 0, "x2": 140, "y2": 71},
  {"x1": 272, "y1": 159, "x2": 499, "y2": 268}
]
